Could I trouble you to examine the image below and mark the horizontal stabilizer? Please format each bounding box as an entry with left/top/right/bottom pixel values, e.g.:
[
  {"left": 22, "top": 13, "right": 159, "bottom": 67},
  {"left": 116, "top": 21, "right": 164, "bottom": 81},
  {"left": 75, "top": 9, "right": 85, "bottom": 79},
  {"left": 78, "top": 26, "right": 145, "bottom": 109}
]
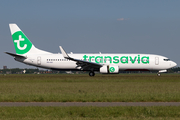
[{"left": 5, "top": 52, "right": 27, "bottom": 58}]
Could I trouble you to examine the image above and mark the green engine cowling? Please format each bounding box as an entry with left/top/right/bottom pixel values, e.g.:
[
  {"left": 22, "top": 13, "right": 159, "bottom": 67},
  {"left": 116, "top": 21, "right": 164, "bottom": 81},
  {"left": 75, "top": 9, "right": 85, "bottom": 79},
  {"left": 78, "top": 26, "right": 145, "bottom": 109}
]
[{"left": 100, "top": 65, "right": 119, "bottom": 74}]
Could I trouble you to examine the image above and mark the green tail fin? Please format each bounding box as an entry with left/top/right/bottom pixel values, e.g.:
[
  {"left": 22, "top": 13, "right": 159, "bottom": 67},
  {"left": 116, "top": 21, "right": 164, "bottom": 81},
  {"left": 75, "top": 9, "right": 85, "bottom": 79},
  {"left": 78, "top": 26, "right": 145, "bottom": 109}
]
[
  {"left": 9, "top": 24, "right": 52, "bottom": 55},
  {"left": 9, "top": 24, "right": 32, "bottom": 55}
]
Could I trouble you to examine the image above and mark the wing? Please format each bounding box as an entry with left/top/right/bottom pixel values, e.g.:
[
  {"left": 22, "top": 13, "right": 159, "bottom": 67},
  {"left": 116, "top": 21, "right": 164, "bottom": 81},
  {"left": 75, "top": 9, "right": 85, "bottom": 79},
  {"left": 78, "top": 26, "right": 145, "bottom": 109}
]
[{"left": 59, "top": 46, "right": 103, "bottom": 71}]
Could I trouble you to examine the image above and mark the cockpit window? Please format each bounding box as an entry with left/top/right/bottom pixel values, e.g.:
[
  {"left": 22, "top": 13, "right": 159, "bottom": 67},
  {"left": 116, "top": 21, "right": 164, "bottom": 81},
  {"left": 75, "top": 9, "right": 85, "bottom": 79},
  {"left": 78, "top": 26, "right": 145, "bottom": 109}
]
[{"left": 164, "top": 59, "right": 170, "bottom": 61}]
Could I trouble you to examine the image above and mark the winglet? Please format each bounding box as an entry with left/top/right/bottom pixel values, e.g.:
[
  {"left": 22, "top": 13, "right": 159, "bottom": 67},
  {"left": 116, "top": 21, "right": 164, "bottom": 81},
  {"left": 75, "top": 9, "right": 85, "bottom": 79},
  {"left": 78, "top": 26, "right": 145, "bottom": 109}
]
[{"left": 59, "top": 46, "right": 69, "bottom": 58}]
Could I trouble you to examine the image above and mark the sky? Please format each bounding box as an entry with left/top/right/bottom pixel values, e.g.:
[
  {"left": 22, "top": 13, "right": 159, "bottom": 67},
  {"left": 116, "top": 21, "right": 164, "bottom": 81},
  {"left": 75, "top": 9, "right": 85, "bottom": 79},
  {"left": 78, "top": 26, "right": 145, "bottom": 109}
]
[{"left": 0, "top": 0, "right": 180, "bottom": 69}]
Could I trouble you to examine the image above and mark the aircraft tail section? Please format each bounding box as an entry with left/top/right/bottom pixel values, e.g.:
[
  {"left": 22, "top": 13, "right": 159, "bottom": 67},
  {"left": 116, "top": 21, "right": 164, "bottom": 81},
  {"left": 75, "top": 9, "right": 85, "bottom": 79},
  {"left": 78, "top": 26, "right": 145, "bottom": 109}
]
[{"left": 9, "top": 24, "right": 51, "bottom": 55}]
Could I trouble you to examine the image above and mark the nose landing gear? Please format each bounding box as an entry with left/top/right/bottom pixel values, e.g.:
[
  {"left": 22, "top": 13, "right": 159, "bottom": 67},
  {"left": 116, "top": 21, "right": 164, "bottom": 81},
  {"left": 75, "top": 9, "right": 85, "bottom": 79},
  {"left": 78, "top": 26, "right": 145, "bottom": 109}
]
[
  {"left": 157, "top": 73, "right": 161, "bottom": 76},
  {"left": 157, "top": 70, "right": 167, "bottom": 76}
]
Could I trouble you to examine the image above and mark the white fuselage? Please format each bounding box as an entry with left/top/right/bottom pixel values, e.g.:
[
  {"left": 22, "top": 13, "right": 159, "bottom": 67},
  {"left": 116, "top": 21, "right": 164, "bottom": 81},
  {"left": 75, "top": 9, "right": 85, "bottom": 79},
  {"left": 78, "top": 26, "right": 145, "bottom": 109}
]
[{"left": 15, "top": 53, "right": 177, "bottom": 71}]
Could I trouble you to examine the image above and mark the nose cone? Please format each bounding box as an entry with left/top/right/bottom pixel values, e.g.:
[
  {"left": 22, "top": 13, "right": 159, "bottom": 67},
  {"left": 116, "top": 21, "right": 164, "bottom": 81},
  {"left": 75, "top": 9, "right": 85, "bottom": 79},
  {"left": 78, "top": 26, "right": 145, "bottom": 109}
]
[{"left": 171, "top": 61, "right": 177, "bottom": 67}]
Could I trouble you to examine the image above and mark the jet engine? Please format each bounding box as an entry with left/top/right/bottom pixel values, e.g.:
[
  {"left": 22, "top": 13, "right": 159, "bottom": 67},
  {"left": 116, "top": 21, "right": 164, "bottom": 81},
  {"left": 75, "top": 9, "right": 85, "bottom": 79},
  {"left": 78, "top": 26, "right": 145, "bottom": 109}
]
[{"left": 100, "top": 65, "right": 119, "bottom": 74}]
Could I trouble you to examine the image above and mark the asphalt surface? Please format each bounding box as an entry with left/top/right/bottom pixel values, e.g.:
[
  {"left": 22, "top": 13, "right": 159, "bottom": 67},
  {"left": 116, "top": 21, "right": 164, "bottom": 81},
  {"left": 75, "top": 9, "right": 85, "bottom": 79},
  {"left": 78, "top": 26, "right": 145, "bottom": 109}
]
[{"left": 0, "top": 102, "right": 180, "bottom": 106}]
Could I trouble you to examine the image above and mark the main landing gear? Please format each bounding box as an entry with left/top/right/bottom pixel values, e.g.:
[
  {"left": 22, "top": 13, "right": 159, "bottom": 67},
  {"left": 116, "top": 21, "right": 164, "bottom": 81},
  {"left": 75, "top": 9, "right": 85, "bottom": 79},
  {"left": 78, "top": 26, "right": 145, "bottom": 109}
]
[{"left": 89, "top": 71, "right": 95, "bottom": 77}]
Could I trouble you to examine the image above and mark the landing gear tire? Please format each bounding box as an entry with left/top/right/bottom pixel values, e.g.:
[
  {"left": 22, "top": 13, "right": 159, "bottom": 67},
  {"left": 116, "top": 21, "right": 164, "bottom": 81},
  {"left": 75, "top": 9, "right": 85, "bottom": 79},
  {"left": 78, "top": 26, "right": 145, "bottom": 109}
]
[
  {"left": 89, "top": 71, "right": 95, "bottom": 77},
  {"left": 157, "top": 73, "right": 161, "bottom": 76}
]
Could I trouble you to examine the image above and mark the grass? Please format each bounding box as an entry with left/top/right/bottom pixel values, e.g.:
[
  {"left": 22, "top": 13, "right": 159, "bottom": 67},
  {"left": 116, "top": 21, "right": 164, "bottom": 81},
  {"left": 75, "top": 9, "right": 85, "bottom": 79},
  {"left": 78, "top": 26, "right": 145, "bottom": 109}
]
[
  {"left": 0, "top": 74, "right": 180, "bottom": 102},
  {"left": 0, "top": 74, "right": 180, "bottom": 120},
  {"left": 0, "top": 106, "right": 180, "bottom": 120}
]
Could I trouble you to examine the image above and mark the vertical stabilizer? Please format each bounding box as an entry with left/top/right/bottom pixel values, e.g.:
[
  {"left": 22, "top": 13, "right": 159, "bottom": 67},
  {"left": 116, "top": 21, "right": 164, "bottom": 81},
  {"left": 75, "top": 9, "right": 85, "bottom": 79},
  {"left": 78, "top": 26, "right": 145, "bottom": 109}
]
[{"left": 9, "top": 24, "right": 51, "bottom": 55}]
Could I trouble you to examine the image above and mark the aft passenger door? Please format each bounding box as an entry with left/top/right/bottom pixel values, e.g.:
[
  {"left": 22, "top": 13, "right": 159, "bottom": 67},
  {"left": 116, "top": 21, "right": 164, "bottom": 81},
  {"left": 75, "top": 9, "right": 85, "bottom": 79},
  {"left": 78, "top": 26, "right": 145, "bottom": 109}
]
[{"left": 37, "top": 56, "right": 41, "bottom": 65}]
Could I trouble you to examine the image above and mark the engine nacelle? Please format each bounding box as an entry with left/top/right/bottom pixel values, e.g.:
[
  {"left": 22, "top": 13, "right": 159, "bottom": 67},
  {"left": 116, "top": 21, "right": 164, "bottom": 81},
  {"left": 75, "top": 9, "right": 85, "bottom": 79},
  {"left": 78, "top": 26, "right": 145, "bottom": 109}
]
[{"left": 100, "top": 65, "right": 119, "bottom": 74}]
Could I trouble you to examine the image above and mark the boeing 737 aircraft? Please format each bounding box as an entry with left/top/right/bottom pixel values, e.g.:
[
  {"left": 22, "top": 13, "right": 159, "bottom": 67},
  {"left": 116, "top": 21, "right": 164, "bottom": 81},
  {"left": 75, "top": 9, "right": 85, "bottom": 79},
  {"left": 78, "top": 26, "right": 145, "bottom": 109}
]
[{"left": 5, "top": 24, "right": 177, "bottom": 76}]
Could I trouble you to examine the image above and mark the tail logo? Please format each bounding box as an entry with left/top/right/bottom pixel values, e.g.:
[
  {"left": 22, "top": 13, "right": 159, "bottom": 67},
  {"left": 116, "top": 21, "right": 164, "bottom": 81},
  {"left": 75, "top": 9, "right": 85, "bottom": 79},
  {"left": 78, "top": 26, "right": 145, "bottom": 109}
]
[
  {"left": 14, "top": 35, "right": 27, "bottom": 50},
  {"left": 12, "top": 31, "right": 32, "bottom": 54}
]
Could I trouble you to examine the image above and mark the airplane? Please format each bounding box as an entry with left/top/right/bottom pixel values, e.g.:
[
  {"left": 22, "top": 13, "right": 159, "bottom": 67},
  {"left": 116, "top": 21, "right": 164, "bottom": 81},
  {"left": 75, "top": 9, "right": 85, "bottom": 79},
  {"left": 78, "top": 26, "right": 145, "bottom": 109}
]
[{"left": 5, "top": 24, "right": 177, "bottom": 76}]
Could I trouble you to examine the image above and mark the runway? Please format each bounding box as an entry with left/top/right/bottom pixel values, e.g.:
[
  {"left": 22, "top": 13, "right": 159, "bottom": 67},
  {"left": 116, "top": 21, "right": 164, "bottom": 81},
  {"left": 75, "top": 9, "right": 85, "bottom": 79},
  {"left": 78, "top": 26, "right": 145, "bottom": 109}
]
[{"left": 0, "top": 102, "right": 180, "bottom": 106}]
